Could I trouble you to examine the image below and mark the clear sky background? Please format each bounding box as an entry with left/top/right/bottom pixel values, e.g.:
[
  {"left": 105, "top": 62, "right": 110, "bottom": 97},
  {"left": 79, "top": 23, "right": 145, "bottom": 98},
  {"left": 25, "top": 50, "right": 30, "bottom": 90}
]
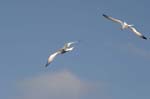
[{"left": 0, "top": 0, "right": 150, "bottom": 99}]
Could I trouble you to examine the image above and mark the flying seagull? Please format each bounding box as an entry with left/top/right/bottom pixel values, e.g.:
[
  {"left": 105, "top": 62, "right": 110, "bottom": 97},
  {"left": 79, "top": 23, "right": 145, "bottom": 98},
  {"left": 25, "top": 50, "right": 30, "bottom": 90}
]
[
  {"left": 103, "top": 14, "right": 147, "bottom": 40},
  {"left": 45, "top": 41, "right": 78, "bottom": 67}
]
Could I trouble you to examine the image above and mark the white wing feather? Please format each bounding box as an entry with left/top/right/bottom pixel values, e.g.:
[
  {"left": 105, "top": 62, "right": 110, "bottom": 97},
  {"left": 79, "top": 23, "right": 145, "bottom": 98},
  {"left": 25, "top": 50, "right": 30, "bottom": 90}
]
[
  {"left": 129, "top": 26, "right": 147, "bottom": 39},
  {"left": 103, "top": 14, "right": 123, "bottom": 25},
  {"left": 64, "top": 41, "right": 78, "bottom": 48},
  {"left": 45, "top": 51, "right": 61, "bottom": 67},
  {"left": 65, "top": 47, "right": 74, "bottom": 52},
  {"left": 129, "top": 26, "right": 143, "bottom": 36}
]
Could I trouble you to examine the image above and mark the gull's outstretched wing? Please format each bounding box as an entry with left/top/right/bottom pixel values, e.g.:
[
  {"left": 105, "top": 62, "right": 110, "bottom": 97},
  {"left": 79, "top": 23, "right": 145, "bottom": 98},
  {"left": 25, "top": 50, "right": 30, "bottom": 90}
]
[
  {"left": 103, "top": 14, "right": 123, "bottom": 25},
  {"left": 45, "top": 51, "right": 61, "bottom": 67},
  {"left": 63, "top": 41, "right": 79, "bottom": 49},
  {"left": 65, "top": 47, "right": 74, "bottom": 52},
  {"left": 129, "top": 26, "right": 147, "bottom": 40}
]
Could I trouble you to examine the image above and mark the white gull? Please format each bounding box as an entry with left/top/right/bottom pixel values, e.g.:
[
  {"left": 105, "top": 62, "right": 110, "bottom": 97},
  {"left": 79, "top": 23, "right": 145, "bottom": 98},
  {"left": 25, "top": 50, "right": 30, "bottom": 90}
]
[
  {"left": 45, "top": 41, "right": 78, "bottom": 67},
  {"left": 103, "top": 14, "right": 147, "bottom": 40}
]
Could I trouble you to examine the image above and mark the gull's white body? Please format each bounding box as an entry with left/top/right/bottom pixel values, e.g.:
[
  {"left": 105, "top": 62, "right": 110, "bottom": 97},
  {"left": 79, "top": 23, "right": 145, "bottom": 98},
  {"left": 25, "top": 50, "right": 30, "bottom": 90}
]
[
  {"left": 103, "top": 14, "right": 147, "bottom": 40},
  {"left": 45, "top": 41, "right": 78, "bottom": 67}
]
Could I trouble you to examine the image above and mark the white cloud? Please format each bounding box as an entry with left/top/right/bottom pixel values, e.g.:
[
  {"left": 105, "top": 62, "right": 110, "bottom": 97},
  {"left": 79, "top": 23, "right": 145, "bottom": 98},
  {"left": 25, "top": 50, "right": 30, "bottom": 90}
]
[{"left": 17, "top": 69, "right": 101, "bottom": 99}]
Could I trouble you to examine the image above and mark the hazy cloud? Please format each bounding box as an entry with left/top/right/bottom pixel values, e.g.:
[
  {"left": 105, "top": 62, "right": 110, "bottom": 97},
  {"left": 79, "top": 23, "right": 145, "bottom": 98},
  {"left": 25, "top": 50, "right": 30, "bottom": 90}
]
[
  {"left": 126, "top": 43, "right": 150, "bottom": 58},
  {"left": 17, "top": 69, "right": 104, "bottom": 99}
]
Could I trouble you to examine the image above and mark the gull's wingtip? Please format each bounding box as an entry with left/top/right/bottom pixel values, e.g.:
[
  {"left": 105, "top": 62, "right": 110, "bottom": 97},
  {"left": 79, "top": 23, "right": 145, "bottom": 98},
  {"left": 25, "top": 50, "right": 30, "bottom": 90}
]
[
  {"left": 141, "top": 36, "right": 147, "bottom": 40},
  {"left": 102, "top": 14, "right": 106, "bottom": 16},
  {"left": 45, "top": 63, "right": 49, "bottom": 68},
  {"left": 102, "top": 14, "right": 108, "bottom": 18}
]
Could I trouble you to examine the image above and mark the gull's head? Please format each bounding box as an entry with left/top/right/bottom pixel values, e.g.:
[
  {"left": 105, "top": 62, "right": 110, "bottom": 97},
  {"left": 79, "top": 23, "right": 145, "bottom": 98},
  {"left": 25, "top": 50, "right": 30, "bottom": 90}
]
[
  {"left": 123, "top": 21, "right": 127, "bottom": 25},
  {"left": 121, "top": 22, "right": 134, "bottom": 30},
  {"left": 123, "top": 21, "right": 134, "bottom": 27}
]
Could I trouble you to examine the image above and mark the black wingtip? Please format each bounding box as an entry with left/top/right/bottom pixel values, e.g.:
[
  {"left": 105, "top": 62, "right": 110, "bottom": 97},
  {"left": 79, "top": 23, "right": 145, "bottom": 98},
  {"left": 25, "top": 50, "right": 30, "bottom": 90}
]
[
  {"left": 102, "top": 14, "right": 106, "bottom": 16},
  {"left": 102, "top": 14, "right": 108, "bottom": 18},
  {"left": 45, "top": 63, "right": 49, "bottom": 68},
  {"left": 141, "top": 36, "right": 147, "bottom": 40}
]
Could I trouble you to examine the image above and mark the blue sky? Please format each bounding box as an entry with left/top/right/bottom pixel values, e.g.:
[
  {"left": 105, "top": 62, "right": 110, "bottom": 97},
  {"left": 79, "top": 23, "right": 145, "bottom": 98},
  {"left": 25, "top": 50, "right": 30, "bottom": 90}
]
[{"left": 0, "top": 0, "right": 150, "bottom": 99}]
